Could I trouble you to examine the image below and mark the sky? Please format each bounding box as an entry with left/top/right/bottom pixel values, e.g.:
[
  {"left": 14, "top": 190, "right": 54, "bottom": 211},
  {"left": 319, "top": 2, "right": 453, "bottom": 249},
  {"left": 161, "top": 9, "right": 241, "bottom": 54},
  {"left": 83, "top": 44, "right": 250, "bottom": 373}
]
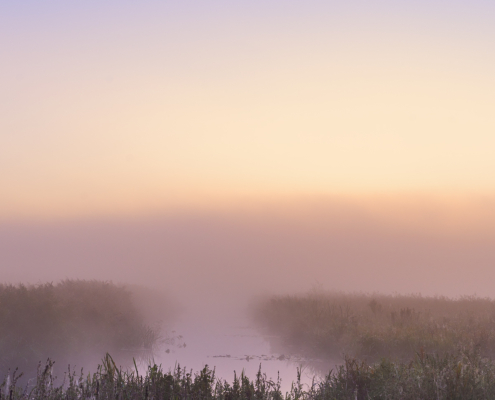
[
  {"left": 1, "top": 0, "right": 495, "bottom": 220},
  {"left": 1, "top": 1, "right": 495, "bottom": 300}
]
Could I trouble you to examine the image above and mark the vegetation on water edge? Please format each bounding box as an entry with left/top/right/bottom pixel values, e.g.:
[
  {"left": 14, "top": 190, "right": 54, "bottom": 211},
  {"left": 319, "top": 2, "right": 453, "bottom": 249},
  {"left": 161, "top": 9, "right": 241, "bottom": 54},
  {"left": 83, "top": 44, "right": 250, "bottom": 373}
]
[
  {"left": 0, "top": 280, "right": 161, "bottom": 378},
  {"left": 3, "top": 350, "right": 495, "bottom": 399},
  {"left": 253, "top": 292, "right": 495, "bottom": 362}
]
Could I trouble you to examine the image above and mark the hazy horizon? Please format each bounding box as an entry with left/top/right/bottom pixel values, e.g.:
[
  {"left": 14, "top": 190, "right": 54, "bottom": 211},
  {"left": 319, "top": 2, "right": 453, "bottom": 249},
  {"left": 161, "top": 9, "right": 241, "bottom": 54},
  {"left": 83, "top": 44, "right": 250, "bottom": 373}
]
[
  {"left": 2, "top": 1, "right": 495, "bottom": 385},
  {"left": 2, "top": 196, "right": 495, "bottom": 315}
]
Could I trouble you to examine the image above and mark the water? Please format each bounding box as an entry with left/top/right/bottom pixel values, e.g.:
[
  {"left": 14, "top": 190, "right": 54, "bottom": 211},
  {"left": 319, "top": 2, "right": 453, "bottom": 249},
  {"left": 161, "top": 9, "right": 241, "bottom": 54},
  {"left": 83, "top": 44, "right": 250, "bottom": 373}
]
[{"left": 151, "top": 313, "right": 328, "bottom": 393}]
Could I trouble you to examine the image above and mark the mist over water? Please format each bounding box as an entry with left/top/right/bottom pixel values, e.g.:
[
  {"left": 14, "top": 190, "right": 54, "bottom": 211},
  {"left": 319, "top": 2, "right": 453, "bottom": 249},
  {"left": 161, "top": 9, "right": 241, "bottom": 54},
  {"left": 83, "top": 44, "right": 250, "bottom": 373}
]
[
  {"left": 2, "top": 0, "right": 495, "bottom": 395},
  {"left": 1, "top": 199, "right": 495, "bottom": 383},
  {"left": 2, "top": 199, "right": 495, "bottom": 301}
]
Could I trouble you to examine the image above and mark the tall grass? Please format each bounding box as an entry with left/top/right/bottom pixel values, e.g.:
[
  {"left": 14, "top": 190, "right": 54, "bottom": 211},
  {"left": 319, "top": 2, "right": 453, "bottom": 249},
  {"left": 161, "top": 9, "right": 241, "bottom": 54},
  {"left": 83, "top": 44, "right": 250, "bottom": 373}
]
[
  {"left": 3, "top": 349, "right": 495, "bottom": 399},
  {"left": 252, "top": 292, "right": 495, "bottom": 361},
  {"left": 0, "top": 280, "right": 161, "bottom": 379}
]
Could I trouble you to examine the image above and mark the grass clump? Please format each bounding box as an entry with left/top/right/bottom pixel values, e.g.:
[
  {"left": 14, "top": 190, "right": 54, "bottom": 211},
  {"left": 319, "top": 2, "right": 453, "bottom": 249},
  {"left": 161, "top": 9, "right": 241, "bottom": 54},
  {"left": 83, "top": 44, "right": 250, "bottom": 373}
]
[
  {"left": 0, "top": 280, "right": 161, "bottom": 379},
  {"left": 0, "top": 353, "right": 286, "bottom": 400},
  {"left": 320, "top": 349, "right": 495, "bottom": 399},
  {"left": 252, "top": 292, "right": 495, "bottom": 361},
  {"left": 4, "top": 350, "right": 495, "bottom": 399}
]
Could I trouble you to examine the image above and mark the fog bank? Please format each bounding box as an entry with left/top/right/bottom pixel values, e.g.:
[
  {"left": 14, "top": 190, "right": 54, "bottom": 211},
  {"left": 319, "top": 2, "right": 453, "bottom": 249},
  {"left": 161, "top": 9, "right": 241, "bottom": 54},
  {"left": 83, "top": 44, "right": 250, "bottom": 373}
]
[{"left": 1, "top": 198, "right": 495, "bottom": 316}]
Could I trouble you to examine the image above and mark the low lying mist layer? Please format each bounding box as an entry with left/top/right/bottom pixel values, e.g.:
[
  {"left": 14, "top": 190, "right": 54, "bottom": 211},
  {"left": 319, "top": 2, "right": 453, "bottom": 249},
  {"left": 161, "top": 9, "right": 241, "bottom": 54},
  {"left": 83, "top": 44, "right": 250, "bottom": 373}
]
[
  {"left": 0, "top": 280, "right": 169, "bottom": 378},
  {"left": 253, "top": 292, "right": 495, "bottom": 362}
]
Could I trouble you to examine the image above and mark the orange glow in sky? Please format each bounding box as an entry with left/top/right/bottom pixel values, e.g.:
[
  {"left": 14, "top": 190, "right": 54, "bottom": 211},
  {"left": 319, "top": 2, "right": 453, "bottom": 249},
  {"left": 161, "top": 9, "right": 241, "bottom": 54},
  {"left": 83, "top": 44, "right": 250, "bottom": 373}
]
[{"left": 1, "top": 2, "right": 494, "bottom": 221}]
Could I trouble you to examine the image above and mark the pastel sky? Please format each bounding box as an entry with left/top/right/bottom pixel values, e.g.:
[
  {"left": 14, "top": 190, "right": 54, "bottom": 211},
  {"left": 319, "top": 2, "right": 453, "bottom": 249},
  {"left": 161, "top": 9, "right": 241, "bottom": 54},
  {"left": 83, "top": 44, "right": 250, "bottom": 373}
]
[
  {"left": 2, "top": 1, "right": 495, "bottom": 304},
  {"left": 1, "top": 0, "right": 495, "bottom": 220}
]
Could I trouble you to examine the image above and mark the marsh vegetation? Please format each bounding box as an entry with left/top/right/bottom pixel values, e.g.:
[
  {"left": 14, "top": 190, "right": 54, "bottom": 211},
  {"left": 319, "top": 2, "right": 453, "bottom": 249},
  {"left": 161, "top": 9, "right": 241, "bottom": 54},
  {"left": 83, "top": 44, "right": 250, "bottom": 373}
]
[
  {"left": 4, "top": 350, "right": 495, "bottom": 399},
  {"left": 253, "top": 292, "right": 495, "bottom": 362},
  {"left": 0, "top": 280, "right": 164, "bottom": 379},
  {"left": 5, "top": 287, "right": 495, "bottom": 398}
]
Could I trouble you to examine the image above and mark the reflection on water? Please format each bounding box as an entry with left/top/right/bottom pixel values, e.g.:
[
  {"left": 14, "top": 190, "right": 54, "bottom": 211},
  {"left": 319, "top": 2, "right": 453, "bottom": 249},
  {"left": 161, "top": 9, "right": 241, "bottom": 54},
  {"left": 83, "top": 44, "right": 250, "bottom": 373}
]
[{"left": 150, "top": 315, "right": 335, "bottom": 393}]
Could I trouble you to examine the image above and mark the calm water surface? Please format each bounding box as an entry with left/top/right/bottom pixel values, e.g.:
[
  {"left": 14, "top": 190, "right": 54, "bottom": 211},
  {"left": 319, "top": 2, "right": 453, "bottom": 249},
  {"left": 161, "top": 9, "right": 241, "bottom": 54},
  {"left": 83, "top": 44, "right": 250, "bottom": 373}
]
[{"left": 152, "top": 313, "right": 333, "bottom": 393}]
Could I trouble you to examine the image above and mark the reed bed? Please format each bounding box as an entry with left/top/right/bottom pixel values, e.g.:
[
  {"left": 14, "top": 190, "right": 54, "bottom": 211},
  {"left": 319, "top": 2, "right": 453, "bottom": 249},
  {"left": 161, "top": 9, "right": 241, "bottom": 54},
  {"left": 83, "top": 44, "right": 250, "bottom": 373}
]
[
  {"left": 0, "top": 280, "right": 161, "bottom": 379},
  {"left": 252, "top": 292, "right": 495, "bottom": 361},
  {"left": 3, "top": 350, "right": 495, "bottom": 399}
]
